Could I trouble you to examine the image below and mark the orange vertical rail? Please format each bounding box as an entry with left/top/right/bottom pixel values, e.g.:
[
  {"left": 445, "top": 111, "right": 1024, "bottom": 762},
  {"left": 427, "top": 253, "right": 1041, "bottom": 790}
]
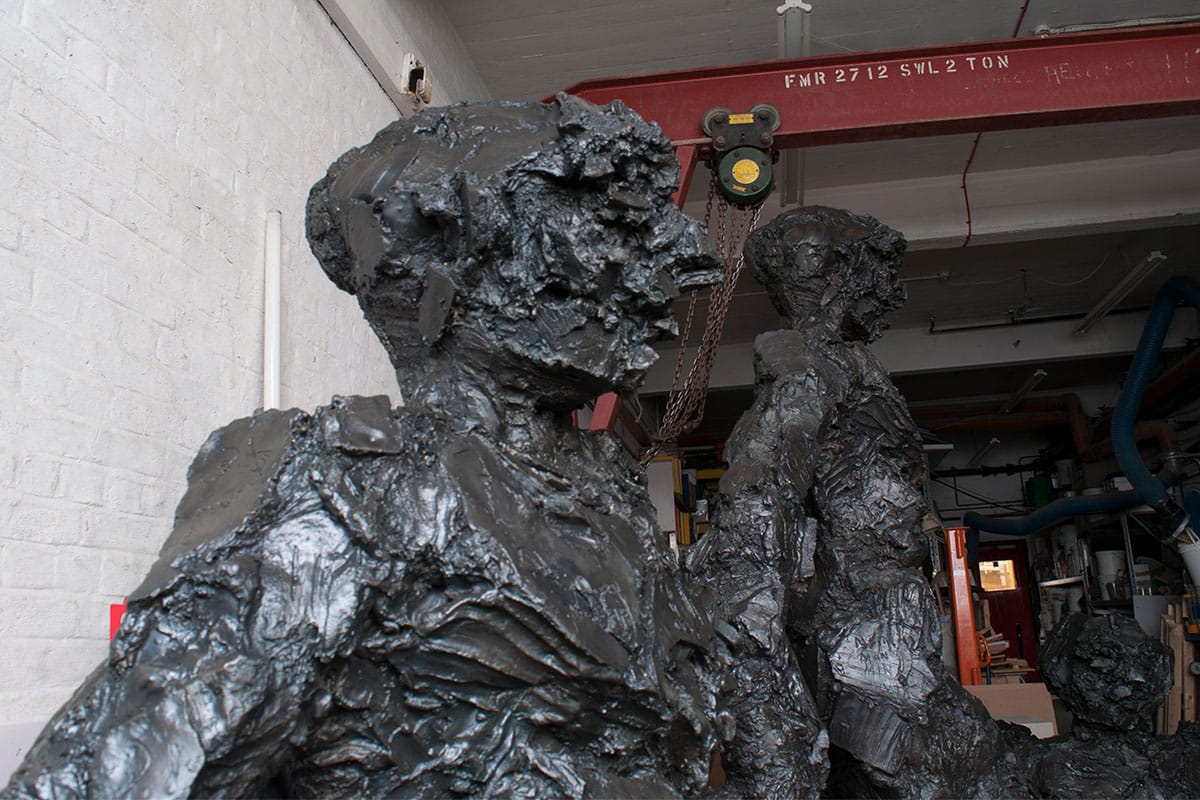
[{"left": 946, "top": 526, "right": 984, "bottom": 685}]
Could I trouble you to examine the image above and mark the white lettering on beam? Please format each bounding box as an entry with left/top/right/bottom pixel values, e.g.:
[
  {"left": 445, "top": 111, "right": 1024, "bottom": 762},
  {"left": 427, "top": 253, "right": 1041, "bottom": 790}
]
[
  {"left": 786, "top": 53, "right": 1011, "bottom": 89},
  {"left": 784, "top": 70, "right": 826, "bottom": 88}
]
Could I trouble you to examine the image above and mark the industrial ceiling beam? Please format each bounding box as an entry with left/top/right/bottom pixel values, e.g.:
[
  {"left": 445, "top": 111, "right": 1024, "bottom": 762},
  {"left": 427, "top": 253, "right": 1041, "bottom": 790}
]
[
  {"left": 569, "top": 22, "right": 1200, "bottom": 437},
  {"left": 562, "top": 23, "right": 1200, "bottom": 150}
]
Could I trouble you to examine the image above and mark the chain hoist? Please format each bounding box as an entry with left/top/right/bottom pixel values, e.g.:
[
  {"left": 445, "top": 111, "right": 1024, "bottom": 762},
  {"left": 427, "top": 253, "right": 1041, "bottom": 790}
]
[
  {"left": 641, "top": 107, "right": 778, "bottom": 465},
  {"left": 704, "top": 103, "right": 781, "bottom": 205}
]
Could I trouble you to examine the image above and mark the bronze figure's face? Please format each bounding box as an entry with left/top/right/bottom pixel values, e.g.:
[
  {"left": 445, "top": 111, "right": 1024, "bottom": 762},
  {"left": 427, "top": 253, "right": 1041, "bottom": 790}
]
[
  {"left": 745, "top": 206, "right": 906, "bottom": 342},
  {"left": 307, "top": 96, "right": 721, "bottom": 407}
]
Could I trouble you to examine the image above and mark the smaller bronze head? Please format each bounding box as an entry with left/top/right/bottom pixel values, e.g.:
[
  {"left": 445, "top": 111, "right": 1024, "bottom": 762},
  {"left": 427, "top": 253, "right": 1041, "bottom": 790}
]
[{"left": 744, "top": 205, "right": 906, "bottom": 343}]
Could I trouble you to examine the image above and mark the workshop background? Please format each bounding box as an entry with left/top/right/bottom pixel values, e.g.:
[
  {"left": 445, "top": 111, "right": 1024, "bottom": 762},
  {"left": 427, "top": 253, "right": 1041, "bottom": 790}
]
[{"left": 3, "top": 0, "right": 1200, "bottom": 778}]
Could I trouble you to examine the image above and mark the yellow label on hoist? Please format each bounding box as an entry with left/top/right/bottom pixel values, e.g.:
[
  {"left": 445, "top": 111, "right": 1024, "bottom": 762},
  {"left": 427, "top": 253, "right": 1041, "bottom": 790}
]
[
  {"left": 728, "top": 113, "right": 755, "bottom": 125},
  {"left": 731, "top": 158, "right": 761, "bottom": 185}
]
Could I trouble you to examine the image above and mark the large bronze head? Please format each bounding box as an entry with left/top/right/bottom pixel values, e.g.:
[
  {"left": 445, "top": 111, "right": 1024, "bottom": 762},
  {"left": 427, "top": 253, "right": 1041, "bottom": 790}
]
[{"left": 307, "top": 95, "right": 720, "bottom": 409}]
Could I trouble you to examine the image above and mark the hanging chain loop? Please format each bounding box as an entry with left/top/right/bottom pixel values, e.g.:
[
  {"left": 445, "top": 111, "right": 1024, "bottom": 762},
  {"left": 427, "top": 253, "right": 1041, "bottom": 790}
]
[
  {"left": 653, "top": 179, "right": 717, "bottom": 430},
  {"left": 641, "top": 173, "right": 763, "bottom": 466}
]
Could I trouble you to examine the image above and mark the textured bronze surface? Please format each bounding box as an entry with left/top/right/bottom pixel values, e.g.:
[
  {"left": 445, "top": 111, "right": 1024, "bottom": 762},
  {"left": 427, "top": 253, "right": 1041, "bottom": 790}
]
[
  {"left": 689, "top": 207, "right": 1027, "bottom": 798},
  {"left": 4, "top": 96, "right": 726, "bottom": 799}
]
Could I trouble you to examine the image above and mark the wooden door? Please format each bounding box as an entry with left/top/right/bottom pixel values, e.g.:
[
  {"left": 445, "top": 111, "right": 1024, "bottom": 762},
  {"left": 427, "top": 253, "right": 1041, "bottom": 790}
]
[{"left": 978, "top": 540, "right": 1040, "bottom": 675}]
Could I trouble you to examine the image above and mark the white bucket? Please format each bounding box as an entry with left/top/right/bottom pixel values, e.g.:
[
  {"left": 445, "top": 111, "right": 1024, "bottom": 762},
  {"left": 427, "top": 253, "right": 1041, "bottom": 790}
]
[
  {"left": 1094, "top": 549, "right": 1125, "bottom": 575},
  {"left": 1065, "top": 586, "right": 1084, "bottom": 614},
  {"left": 1179, "top": 539, "right": 1200, "bottom": 588},
  {"left": 1056, "top": 525, "right": 1079, "bottom": 574},
  {"left": 1048, "top": 589, "right": 1066, "bottom": 624}
]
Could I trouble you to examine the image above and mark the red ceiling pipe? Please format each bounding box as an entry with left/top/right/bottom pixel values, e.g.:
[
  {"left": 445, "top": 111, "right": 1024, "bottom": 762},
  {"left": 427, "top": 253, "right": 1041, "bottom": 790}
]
[
  {"left": 1141, "top": 348, "right": 1200, "bottom": 414},
  {"left": 1143, "top": 420, "right": 1179, "bottom": 454},
  {"left": 1079, "top": 420, "right": 1178, "bottom": 462},
  {"left": 928, "top": 411, "right": 1071, "bottom": 435},
  {"left": 913, "top": 393, "right": 1176, "bottom": 460},
  {"left": 1070, "top": 349, "right": 1200, "bottom": 448},
  {"left": 912, "top": 394, "right": 1091, "bottom": 450}
]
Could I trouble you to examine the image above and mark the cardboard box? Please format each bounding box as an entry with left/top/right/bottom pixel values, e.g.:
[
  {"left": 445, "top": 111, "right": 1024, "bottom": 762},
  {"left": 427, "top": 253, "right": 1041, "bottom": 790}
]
[{"left": 965, "top": 683, "right": 1058, "bottom": 738}]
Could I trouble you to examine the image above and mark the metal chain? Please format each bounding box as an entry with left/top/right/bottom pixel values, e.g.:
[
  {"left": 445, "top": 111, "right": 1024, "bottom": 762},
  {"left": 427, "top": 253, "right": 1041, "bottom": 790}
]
[
  {"left": 654, "top": 180, "right": 718, "bottom": 432},
  {"left": 641, "top": 176, "right": 764, "bottom": 466},
  {"left": 645, "top": 194, "right": 717, "bottom": 464},
  {"left": 680, "top": 201, "right": 762, "bottom": 427}
]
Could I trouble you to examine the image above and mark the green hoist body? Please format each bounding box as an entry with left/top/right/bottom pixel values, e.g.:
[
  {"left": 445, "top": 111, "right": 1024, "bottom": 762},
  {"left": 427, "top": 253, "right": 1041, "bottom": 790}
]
[{"left": 701, "top": 104, "right": 781, "bottom": 205}]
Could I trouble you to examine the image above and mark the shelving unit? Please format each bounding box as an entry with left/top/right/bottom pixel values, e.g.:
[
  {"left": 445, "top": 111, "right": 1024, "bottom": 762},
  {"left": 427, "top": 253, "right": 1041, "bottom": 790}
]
[{"left": 1034, "top": 526, "right": 1092, "bottom": 634}]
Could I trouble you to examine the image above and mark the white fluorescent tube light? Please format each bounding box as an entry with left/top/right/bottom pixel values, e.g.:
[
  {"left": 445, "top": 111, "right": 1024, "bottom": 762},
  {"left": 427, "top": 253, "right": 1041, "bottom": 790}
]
[
  {"left": 1001, "top": 369, "right": 1047, "bottom": 414},
  {"left": 968, "top": 437, "right": 1001, "bottom": 467},
  {"left": 1074, "top": 250, "right": 1167, "bottom": 335}
]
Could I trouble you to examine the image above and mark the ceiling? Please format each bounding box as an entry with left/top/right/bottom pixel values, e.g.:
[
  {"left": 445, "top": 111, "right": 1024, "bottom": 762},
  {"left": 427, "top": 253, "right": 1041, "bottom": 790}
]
[
  {"left": 441, "top": 0, "right": 1200, "bottom": 446},
  {"left": 442, "top": 1, "right": 1200, "bottom": 101}
]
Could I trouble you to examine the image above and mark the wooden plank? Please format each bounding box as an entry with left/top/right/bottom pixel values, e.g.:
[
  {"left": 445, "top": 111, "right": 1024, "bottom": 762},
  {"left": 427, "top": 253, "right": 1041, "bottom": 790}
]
[
  {"left": 1159, "top": 613, "right": 1169, "bottom": 734},
  {"left": 1167, "top": 604, "right": 1184, "bottom": 735},
  {"left": 1178, "top": 601, "right": 1187, "bottom": 727},
  {"left": 1184, "top": 639, "right": 1196, "bottom": 723}
]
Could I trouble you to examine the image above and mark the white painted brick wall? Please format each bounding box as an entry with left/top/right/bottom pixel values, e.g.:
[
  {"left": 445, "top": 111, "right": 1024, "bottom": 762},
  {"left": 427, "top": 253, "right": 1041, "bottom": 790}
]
[{"left": 0, "top": 0, "right": 488, "bottom": 752}]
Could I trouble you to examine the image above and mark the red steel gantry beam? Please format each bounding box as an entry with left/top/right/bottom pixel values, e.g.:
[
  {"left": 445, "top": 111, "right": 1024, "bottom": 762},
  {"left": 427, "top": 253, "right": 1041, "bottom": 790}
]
[
  {"left": 567, "top": 23, "right": 1200, "bottom": 144},
  {"left": 566, "top": 22, "right": 1200, "bottom": 209},
  {"left": 574, "top": 23, "right": 1200, "bottom": 433}
]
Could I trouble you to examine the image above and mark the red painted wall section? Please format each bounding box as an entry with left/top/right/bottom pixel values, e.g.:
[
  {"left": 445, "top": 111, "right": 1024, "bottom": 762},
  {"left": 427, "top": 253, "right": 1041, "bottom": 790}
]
[{"left": 109, "top": 598, "right": 127, "bottom": 640}]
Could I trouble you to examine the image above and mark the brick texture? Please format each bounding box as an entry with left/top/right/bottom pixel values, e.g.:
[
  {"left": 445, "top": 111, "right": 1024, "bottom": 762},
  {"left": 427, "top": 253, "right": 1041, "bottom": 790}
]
[{"left": 0, "top": 0, "right": 487, "bottom": 730}]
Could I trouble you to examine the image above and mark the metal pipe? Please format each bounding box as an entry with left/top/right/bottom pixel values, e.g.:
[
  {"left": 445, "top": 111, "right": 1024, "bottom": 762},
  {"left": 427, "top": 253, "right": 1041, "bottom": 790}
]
[
  {"left": 926, "top": 411, "right": 1070, "bottom": 435},
  {"left": 263, "top": 210, "right": 282, "bottom": 410},
  {"left": 777, "top": 0, "right": 811, "bottom": 207},
  {"left": 1142, "top": 347, "right": 1200, "bottom": 412},
  {"left": 933, "top": 462, "right": 1049, "bottom": 479}
]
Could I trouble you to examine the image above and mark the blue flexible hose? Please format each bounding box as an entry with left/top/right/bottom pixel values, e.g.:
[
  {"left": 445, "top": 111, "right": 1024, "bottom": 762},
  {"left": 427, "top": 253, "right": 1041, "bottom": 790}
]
[
  {"left": 1111, "top": 277, "right": 1200, "bottom": 524},
  {"left": 964, "top": 277, "right": 1200, "bottom": 539},
  {"left": 964, "top": 471, "right": 1181, "bottom": 537}
]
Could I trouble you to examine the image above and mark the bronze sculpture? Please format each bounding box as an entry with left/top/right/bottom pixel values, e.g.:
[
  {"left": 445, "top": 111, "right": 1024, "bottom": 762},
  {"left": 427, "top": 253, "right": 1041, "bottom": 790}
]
[
  {"left": 689, "top": 206, "right": 1024, "bottom": 798},
  {"left": 10, "top": 97, "right": 1197, "bottom": 799},
  {"left": 4, "top": 95, "right": 727, "bottom": 799}
]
